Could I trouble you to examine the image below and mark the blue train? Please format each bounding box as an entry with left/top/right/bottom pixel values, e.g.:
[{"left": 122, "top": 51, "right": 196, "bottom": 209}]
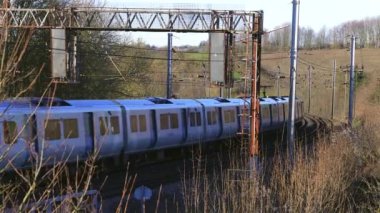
[{"left": 0, "top": 96, "right": 303, "bottom": 171}]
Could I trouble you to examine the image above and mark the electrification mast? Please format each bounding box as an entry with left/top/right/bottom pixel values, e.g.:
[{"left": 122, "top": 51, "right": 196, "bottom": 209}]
[
  {"left": 348, "top": 36, "right": 356, "bottom": 126},
  {"left": 287, "top": 0, "right": 300, "bottom": 163}
]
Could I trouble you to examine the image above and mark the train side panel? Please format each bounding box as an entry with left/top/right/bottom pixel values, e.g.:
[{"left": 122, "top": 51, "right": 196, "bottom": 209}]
[
  {"left": 260, "top": 103, "right": 271, "bottom": 131},
  {"left": 0, "top": 111, "right": 32, "bottom": 170},
  {"left": 155, "top": 108, "right": 186, "bottom": 149},
  {"left": 125, "top": 109, "right": 156, "bottom": 153},
  {"left": 220, "top": 106, "right": 239, "bottom": 138},
  {"left": 204, "top": 107, "right": 223, "bottom": 141},
  {"left": 185, "top": 107, "right": 205, "bottom": 144},
  {"left": 36, "top": 111, "right": 88, "bottom": 165}
]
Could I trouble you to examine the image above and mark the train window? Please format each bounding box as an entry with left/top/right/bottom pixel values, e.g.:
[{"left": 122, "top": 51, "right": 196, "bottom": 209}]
[
  {"left": 63, "top": 119, "right": 79, "bottom": 139},
  {"left": 110, "top": 116, "right": 120, "bottom": 134},
  {"left": 170, "top": 113, "right": 179, "bottom": 129},
  {"left": 130, "top": 115, "right": 138, "bottom": 132},
  {"left": 261, "top": 107, "right": 270, "bottom": 120},
  {"left": 207, "top": 111, "right": 217, "bottom": 125},
  {"left": 224, "top": 110, "right": 235, "bottom": 123},
  {"left": 241, "top": 107, "right": 249, "bottom": 116},
  {"left": 45, "top": 119, "right": 61, "bottom": 140},
  {"left": 190, "top": 112, "right": 196, "bottom": 126},
  {"left": 223, "top": 111, "right": 228, "bottom": 123},
  {"left": 20, "top": 119, "right": 31, "bottom": 140},
  {"left": 139, "top": 115, "right": 147, "bottom": 132},
  {"left": 99, "top": 117, "right": 109, "bottom": 136},
  {"left": 3, "top": 121, "right": 17, "bottom": 144},
  {"left": 190, "top": 112, "right": 202, "bottom": 127},
  {"left": 196, "top": 112, "right": 201, "bottom": 126},
  {"left": 230, "top": 110, "right": 236, "bottom": 123},
  {"left": 272, "top": 106, "right": 278, "bottom": 119},
  {"left": 207, "top": 111, "right": 212, "bottom": 125},
  {"left": 160, "top": 114, "right": 169, "bottom": 130},
  {"left": 284, "top": 104, "right": 289, "bottom": 118}
]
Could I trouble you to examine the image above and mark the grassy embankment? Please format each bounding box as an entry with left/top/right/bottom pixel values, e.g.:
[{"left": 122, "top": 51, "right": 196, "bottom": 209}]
[{"left": 182, "top": 48, "right": 380, "bottom": 212}]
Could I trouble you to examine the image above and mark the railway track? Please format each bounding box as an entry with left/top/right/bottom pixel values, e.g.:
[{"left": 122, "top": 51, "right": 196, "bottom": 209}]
[{"left": 298, "top": 114, "right": 332, "bottom": 142}]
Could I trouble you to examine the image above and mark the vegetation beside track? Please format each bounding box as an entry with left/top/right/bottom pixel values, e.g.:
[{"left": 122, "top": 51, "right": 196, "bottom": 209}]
[{"left": 182, "top": 121, "right": 379, "bottom": 212}]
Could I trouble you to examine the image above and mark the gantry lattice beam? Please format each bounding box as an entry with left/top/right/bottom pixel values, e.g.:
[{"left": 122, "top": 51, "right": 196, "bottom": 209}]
[{"left": 0, "top": 7, "right": 262, "bottom": 33}]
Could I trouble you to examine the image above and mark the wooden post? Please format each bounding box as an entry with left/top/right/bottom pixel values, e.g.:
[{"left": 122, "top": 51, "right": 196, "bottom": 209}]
[{"left": 331, "top": 59, "right": 336, "bottom": 119}]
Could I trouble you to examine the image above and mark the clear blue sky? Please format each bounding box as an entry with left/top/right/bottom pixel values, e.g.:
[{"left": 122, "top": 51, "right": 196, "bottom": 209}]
[{"left": 109, "top": 0, "right": 380, "bottom": 46}]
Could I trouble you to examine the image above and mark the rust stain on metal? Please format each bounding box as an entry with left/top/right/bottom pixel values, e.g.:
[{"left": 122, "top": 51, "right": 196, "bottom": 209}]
[{"left": 250, "top": 15, "right": 261, "bottom": 157}]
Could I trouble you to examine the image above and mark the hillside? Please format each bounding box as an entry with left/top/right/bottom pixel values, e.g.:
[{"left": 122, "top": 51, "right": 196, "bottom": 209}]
[
  {"left": 261, "top": 48, "right": 380, "bottom": 177},
  {"left": 261, "top": 48, "right": 380, "bottom": 121}
]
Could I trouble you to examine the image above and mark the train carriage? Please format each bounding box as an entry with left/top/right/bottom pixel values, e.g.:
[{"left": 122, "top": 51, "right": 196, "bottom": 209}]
[{"left": 0, "top": 96, "right": 304, "bottom": 171}]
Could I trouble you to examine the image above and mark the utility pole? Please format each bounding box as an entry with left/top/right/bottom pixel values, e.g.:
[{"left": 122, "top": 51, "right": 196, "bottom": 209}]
[
  {"left": 348, "top": 36, "right": 356, "bottom": 126},
  {"left": 167, "top": 33, "right": 173, "bottom": 99},
  {"left": 331, "top": 59, "right": 336, "bottom": 119},
  {"left": 307, "top": 65, "right": 313, "bottom": 113},
  {"left": 276, "top": 65, "right": 281, "bottom": 97},
  {"left": 343, "top": 66, "right": 348, "bottom": 121},
  {"left": 287, "top": 0, "right": 300, "bottom": 163}
]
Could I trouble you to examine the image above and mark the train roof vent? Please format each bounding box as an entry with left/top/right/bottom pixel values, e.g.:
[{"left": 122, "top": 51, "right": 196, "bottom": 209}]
[
  {"left": 267, "top": 96, "right": 278, "bottom": 99},
  {"left": 214, "top": 97, "right": 230, "bottom": 103},
  {"left": 146, "top": 97, "right": 173, "bottom": 104}
]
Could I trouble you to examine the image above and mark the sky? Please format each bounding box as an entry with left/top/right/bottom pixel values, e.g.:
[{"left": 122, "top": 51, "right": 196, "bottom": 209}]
[{"left": 108, "top": 0, "right": 380, "bottom": 46}]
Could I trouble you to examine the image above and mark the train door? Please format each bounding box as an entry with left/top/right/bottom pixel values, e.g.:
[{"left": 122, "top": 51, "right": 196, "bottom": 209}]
[
  {"left": 186, "top": 107, "right": 204, "bottom": 143},
  {"left": 0, "top": 113, "right": 32, "bottom": 170},
  {"left": 260, "top": 105, "right": 271, "bottom": 130},
  {"left": 221, "top": 107, "right": 238, "bottom": 138},
  {"left": 278, "top": 104, "right": 285, "bottom": 123},
  {"left": 125, "top": 109, "right": 155, "bottom": 152},
  {"left": 83, "top": 112, "right": 94, "bottom": 157},
  {"left": 92, "top": 111, "right": 123, "bottom": 158},
  {"left": 155, "top": 109, "right": 184, "bottom": 149},
  {"left": 271, "top": 104, "right": 279, "bottom": 127},
  {"left": 284, "top": 104, "right": 289, "bottom": 122},
  {"left": 181, "top": 108, "right": 188, "bottom": 143},
  {"left": 205, "top": 107, "right": 222, "bottom": 141}
]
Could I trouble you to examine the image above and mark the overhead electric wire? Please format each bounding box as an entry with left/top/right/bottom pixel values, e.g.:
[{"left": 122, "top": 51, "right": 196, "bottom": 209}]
[
  {"left": 78, "top": 78, "right": 210, "bottom": 86},
  {"left": 298, "top": 56, "right": 330, "bottom": 70}
]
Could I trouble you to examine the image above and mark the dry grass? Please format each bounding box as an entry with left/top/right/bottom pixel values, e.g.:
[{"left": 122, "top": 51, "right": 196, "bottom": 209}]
[
  {"left": 182, "top": 124, "right": 380, "bottom": 212},
  {"left": 261, "top": 48, "right": 380, "bottom": 121}
]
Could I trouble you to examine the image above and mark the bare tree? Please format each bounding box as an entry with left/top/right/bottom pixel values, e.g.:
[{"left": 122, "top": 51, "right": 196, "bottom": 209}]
[{"left": 316, "top": 26, "right": 328, "bottom": 49}]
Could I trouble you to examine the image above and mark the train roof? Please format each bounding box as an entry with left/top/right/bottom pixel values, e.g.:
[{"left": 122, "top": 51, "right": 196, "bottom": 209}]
[
  {"left": 117, "top": 98, "right": 202, "bottom": 110},
  {"left": 0, "top": 97, "right": 71, "bottom": 108},
  {"left": 66, "top": 99, "right": 118, "bottom": 106},
  {"left": 260, "top": 97, "right": 284, "bottom": 105},
  {"left": 68, "top": 98, "right": 201, "bottom": 108}
]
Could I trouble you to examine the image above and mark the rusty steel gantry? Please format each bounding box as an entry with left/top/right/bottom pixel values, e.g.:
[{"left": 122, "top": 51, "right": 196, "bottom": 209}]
[
  {"left": 0, "top": 7, "right": 259, "bottom": 32},
  {"left": 0, "top": 6, "right": 263, "bottom": 168}
]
